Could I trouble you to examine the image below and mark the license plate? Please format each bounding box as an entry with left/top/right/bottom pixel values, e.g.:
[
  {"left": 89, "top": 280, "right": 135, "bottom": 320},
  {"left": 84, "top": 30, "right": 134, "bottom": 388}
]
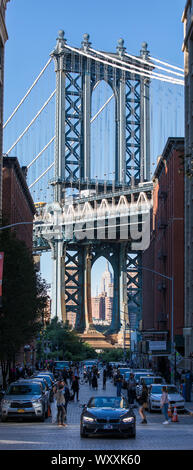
[
  {"left": 104, "top": 424, "right": 113, "bottom": 430},
  {"left": 17, "top": 409, "right": 25, "bottom": 413}
]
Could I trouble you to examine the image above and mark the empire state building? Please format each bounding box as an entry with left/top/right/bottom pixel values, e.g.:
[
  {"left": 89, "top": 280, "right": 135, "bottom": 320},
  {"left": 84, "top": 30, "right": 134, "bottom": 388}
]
[
  {"left": 100, "top": 261, "right": 113, "bottom": 297},
  {"left": 92, "top": 261, "right": 114, "bottom": 324}
]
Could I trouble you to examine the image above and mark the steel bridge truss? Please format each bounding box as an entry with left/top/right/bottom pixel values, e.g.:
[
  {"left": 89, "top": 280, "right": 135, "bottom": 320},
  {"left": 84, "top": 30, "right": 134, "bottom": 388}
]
[{"left": 37, "top": 31, "right": 152, "bottom": 337}]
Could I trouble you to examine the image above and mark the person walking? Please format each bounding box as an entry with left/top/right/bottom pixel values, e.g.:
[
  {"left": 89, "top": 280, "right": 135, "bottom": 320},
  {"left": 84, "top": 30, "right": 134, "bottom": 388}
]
[
  {"left": 71, "top": 375, "right": 80, "bottom": 401},
  {"left": 56, "top": 383, "right": 67, "bottom": 427},
  {"left": 138, "top": 382, "right": 148, "bottom": 424},
  {"left": 103, "top": 368, "right": 107, "bottom": 390},
  {"left": 116, "top": 370, "right": 122, "bottom": 397},
  {"left": 92, "top": 371, "right": 98, "bottom": 390},
  {"left": 160, "top": 386, "right": 169, "bottom": 424},
  {"left": 127, "top": 373, "right": 136, "bottom": 405},
  {"left": 63, "top": 381, "right": 71, "bottom": 422}
]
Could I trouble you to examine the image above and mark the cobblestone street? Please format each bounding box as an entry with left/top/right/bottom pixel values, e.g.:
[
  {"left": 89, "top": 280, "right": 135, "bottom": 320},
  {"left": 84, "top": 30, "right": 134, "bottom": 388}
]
[{"left": 0, "top": 371, "right": 193, "bottom": 451}]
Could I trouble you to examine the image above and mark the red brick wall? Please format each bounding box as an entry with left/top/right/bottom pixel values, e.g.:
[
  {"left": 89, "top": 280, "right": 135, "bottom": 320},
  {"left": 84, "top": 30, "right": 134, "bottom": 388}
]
[
  {"left": 142, "top": 139, "right": 184, "bottom": 344},
  {"left": 2, "top": 159, "right": 35, "bottom": 250}
]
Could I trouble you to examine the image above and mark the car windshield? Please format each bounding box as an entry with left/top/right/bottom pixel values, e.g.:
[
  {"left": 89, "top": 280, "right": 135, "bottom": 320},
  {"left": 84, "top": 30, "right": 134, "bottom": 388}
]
[
  {"left": 7, "top": 384, "right": 41, "bottom": 395},
  {"left": 151, "top": 385, "right": 178, "bottom": 394},
  {"left": 36, "top": 375, "right": 52, "bottom": 386},
  {"left": 33, "top": 380, "right": 46, "bottom": 390},
  {"left": 142, "top": 377, "right": 154, "bottom": 385},
  {"left": 124, "top": 373, "right": 131, "bottom": 379},
  {"left": 54, "top": 361, "right": 69, "bottom": 369},
  {"left": 88, "top": 397, "right": 128, "bottom": 409},
  {"left": 119, "top": 369, "right": 130, "bottom": 374}
]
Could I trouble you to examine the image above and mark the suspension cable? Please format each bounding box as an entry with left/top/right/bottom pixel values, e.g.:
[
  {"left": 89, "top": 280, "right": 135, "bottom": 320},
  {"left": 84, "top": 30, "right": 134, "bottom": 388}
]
[
  {"left": 26, "top": 82, "right": 102, "bottom": 172},
  {"left": 89, "top": 45, "right": 184, "bottom": 83},
  {"left": 92, "top": 47, "right": 184, "bottom": 79},
  {"left": 27, "top": 136, "right": 55, "bottom": 169},
  {"left": 124, "top": 52, "right": 184, "bottom": 78},
  {"left": 64, "top": 44, "right": 183, "bottom": 86},
  {"left": 28, "top": 88, "right": 113, "bottom": 177},
  {"left": 29, "top": 162, "right": 54, "bottom": 189},
  {"left": 3, "top": 58, "right": 53, "bottom": 129},
  {"left": 6, "top": 90, "right": 56, "bottom": 154},
  {"left": 149, "top": 55, "right": 184, "bottom": 72}
]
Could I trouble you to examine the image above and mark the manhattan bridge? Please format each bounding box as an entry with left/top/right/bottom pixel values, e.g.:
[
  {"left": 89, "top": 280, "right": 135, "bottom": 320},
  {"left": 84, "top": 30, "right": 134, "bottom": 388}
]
[{"left": 3, "top": 31, "right": 184, "bottom": 348}]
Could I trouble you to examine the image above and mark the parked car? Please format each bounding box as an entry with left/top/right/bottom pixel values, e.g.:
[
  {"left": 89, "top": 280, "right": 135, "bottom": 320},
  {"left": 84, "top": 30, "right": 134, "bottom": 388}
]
[
  {"left": 37, "top": 370, "right": 55, "bottom": 382},
  {"left": 30, "top": 377, "right": 50, "bottom": 408},
  {"left": 53, "top": 361, "right": 70, "bottom": 378},
  {"left": 133, "top": 371, "right": 153, "bottom": 386},
  {"left": 80, "top": 396, "right": 136, "bottom": 438},
  {"left": 113, "top": 368, "right": 131, "bottom": 385},
  {"left": 1, "top": 380, "right": 48, "bottom": 422},
  {"left": 148, "top": 384, "right": 185, "bottom": 412},
  {"left": 136, "top": 376, "right": 164, "bottom": 400},
  {"left": 34, "top": 374, "right": 55, "bottom": 402}
]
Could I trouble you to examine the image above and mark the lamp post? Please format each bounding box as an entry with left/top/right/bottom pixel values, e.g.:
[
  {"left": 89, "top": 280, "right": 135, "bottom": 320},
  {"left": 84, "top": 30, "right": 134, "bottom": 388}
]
[{"left": 140, "top": 266, "right": 174, "bottom": 383}]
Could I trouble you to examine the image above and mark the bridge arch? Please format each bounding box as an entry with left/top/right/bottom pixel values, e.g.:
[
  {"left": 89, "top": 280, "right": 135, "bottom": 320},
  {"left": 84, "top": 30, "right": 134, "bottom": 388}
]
[{"left": 91, "top": 80, "right": 116, "bottom": 181}]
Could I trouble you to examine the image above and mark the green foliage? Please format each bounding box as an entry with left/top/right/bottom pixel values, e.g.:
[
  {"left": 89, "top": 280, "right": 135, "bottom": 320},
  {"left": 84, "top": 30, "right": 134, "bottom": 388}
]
[
  {"left": 98, "top": 348, "right": 130, "bottom": 363},
  {"left": 0, "top": 229, "right": 47, "bottom": 362},
  {"left": 38, "top": 318, "right": 97, "bottom": 361}
]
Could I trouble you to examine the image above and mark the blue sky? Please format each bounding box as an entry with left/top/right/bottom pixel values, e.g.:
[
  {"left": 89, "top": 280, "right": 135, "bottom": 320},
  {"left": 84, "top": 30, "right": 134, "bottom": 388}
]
[
  {"left": 4, "top": 0, "right": 185, "bottom": 117},
  {"left": 3, "top": 0, "right": 186, "bottom": 291}
]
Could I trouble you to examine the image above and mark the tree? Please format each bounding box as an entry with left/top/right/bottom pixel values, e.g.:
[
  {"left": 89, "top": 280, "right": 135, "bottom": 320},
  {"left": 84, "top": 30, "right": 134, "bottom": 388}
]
[
  {"left": 38, "top": 318, "right": 97, "bottom": 362},
  {"left": 0, "top": 229, "right": 47, "bottom": 387}
]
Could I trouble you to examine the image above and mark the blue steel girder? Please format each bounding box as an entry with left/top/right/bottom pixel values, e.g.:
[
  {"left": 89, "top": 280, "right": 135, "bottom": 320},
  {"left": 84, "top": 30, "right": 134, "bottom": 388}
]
[
  {"left": 126, "top": 251, "right": 142, "bottom": 326},
  {"left": 54, "top": 49, "right": 146, "bottom": 186},
  {"left": 125, "top": 80, "right": 141, "bottom": 184},
  {"left": 65, "top": 72, "right": 82, "bottom": 181}
]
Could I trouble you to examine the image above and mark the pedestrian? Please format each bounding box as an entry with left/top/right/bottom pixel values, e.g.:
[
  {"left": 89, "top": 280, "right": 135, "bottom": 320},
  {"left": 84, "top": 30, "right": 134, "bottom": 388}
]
[
  {"left": 63, "top": 381, "right": 70, "bottom": 421},
  {"left": 185, "top": 370, "right": 192, "bottom": 402},
  {"left": 127, "top": 373, "right": 136, "bottom": 405},
  {"left": 51, "top": 384, "right": 58, "bottom": 424},
  {"left": 71, "top": 376, "right": 80, "bottom": 401},
  {"left": 138, "top": 382, "right": 148, "bottom": 424},
  {"left": 160, "top": 386, "right": 169, "bottom": 424},
  {"left": 92, "top": 371, "right": 98, "bottom": 390},
  {"left": 116, "top": 370, "right": 122, "bottom": 397},
  {"left": 103, "top": 368, "right": 107, "bottom": 390},
  {"left": 56, "top": 383, "right": 67, "bottom": 427}
]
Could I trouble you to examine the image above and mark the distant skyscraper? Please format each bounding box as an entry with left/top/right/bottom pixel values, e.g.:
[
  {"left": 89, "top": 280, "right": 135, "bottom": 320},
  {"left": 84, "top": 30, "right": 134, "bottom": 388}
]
[
  {"left": 100, "top": 261, "right": 113, "bottom": 297},
  {"left": 91, "top": 261, "right": 114, "bottom": 324}
]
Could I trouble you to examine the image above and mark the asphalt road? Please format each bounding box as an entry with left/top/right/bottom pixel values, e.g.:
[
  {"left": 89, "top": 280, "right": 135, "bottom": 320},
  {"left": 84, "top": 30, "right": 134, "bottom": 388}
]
[{"left": 0, "top": 371, "right": 193, "bottom": 452}]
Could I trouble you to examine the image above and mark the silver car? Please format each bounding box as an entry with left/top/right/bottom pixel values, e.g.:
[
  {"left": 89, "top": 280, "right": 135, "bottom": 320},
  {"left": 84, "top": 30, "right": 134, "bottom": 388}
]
[
  {"left": 136, "top": 376, "right": 165, "bottom": 400},
  {"left": 1, "top": 380, "right": 48, "bottom": 422},
  {"left": 148, "top": 384, "right": 185, "bottom": 412}
]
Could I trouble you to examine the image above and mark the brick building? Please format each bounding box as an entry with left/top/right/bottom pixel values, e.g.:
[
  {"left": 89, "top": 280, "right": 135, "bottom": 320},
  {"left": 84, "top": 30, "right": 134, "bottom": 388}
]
[
  {"left": 2, "top": 156, "right": 35, "bottom": 250},
  {"left": 142, "top": 138, "right": 184, "bottom": 374},
  {"left": 0, "top": 0, "right": 10, "bottom": 217}
]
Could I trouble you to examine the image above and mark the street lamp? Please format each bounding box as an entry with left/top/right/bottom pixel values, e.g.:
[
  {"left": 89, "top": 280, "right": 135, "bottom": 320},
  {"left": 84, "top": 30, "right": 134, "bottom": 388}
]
[{"left": 139, "top": 266, "right": 174, "bottom": 383}]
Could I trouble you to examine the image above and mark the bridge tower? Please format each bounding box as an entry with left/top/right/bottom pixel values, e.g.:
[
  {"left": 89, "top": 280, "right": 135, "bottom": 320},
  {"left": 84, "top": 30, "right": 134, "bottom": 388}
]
[{"left": 44, "top": 31, "right": 152, "bottom": 342}]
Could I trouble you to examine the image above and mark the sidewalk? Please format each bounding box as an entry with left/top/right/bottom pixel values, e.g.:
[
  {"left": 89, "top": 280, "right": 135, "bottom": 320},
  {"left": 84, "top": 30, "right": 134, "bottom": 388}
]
[{"left": 184, "top": 391, "right": 193, "bottom": 414}]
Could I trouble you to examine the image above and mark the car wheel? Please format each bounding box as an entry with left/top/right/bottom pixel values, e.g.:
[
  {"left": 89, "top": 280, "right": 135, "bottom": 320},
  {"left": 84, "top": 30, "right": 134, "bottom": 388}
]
[
  {"left": 40, "top": 409, "right": 45, "bottom": 422},
  {"left": 80, "top": 426, "right": 88, "bottom": 438},
  {"left": 1, "top": 416, "right": 7, "bottom": 422}
]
